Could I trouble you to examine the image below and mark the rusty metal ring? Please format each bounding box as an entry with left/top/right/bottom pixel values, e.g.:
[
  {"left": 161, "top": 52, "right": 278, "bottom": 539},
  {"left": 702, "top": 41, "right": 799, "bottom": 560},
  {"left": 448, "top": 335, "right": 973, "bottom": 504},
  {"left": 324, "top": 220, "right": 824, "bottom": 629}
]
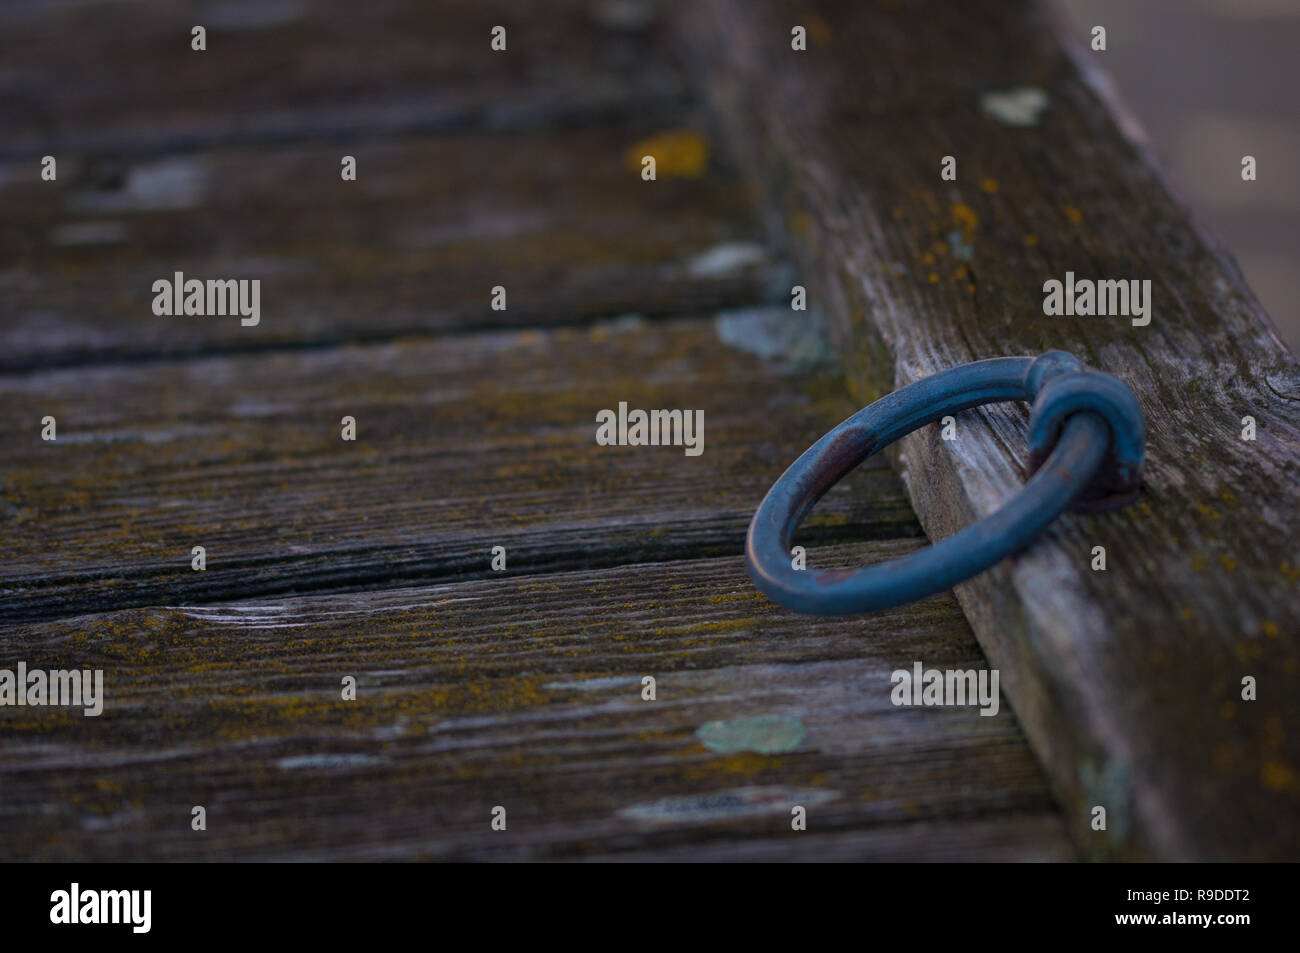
[{"left": 745, "top": 351, "right": 1144, "bottom": 615}]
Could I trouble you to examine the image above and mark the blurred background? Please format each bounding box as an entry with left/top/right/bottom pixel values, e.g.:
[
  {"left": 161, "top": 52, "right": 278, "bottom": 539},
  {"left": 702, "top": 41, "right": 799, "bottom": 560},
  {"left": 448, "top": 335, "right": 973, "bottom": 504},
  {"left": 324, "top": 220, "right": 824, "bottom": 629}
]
[{"left": 1056, "top": 0, "right": 1300, "bottom": 351}]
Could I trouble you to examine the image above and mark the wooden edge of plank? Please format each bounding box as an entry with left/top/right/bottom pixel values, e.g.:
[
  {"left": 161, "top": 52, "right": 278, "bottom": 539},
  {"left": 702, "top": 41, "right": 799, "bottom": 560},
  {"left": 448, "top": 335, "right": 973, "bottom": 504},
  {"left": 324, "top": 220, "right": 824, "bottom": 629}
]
[{"left": 680, "top": 0, "right": 1300, "bottom": 859}]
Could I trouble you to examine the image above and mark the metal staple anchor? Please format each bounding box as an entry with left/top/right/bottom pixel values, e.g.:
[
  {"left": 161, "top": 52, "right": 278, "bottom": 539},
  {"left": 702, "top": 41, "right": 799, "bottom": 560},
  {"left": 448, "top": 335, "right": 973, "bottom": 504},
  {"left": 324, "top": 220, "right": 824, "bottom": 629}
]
[{"left": 745, "top": 351, "right": 1145, "bottom": 615}]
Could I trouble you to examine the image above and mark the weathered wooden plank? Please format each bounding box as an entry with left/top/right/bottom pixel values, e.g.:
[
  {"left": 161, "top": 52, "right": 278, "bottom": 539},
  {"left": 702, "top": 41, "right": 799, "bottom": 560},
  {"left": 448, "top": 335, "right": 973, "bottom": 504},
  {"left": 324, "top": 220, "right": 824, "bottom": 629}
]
[
  {"left": 682, "top": 0, "right": 1300, "bottom": 859},
  {"left": 0, "top": 0, "right": 687, "bottom": 160},
  {"left": 579, "top": 816, "right": 1074, "bottom": 863},
  {"left": 0, "top": 126, "right": 780, "bottom": 369},
  {"left": 0, "top": 544, "right": 1072, "bottom": 861},
  {"left": 0, "top": 315, "right": 918, "bottom": 623}
]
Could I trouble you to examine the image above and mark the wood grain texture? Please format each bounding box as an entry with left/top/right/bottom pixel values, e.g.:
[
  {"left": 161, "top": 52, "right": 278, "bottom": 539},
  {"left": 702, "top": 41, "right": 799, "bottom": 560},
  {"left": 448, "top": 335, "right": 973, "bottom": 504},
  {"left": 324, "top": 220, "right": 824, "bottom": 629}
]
[
  {"left": 0, "top": 545, "right": 1071, "bottom": 861},
  {"left": 0, "top": 0, "right": 1082, "bottom": 863},
  {"left": 0, "top": 316, "right": 918, "bottom": 623},
  {"left": 682, "top": 0, "right": 1300, "bottom": 860},
  {"left": 0, "top": 0, "right": 688, "bottom": 159},
  {"left": 0, "top": 126, "right": 781, "bottom": 370}
]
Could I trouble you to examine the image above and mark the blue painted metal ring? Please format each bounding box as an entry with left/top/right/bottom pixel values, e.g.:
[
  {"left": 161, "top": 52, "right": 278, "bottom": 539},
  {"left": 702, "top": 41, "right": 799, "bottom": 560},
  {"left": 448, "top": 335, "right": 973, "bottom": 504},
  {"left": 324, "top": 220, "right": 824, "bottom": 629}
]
[{"left": 745, "top": 351, "right": 1144, "bottom": 615}]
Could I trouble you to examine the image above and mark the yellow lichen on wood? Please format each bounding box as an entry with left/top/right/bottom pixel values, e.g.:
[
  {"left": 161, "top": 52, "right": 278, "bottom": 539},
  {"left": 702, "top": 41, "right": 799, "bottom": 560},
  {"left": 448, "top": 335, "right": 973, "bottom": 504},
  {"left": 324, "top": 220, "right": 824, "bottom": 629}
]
[
  {"left": 625, "top": 130, "right": 711, "bottom": 178},
  {"left": 1262, "top": 761, "right": 1300, "bottom": 793},
  {"left": 950, "top": 201, "right": 978, "bottom": 239}
]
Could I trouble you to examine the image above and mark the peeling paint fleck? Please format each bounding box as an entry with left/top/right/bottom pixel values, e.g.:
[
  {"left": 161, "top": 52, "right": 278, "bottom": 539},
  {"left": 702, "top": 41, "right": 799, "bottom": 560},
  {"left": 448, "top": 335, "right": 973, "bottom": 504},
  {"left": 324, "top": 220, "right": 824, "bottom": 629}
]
[
  {"left": 1080, "top": 758, "right": 1131, "bottom": 843},
  {"left": 277, "top": 753, "right": 382, "bottom": 771},
  {"left": 687, "top": 241, "right": 767, "bottom": 277},
  {"left": 696, "top": 714, "right": 806, "bottom": 754},
  {"left": 620, "top": 786, "right": 835, "bottom": 822},
  {"left": 980, "top": 87, "right": 1050, "bottom": 127},
  {"left": 714, "top": 305, "right": 833, "bottom": 372},
  {"left": 544, "top": 675, "right": 642, "bottom": 691},
  {"left": 946, "top": 229, "right": 974, "bottom": 262},
  {"left": 70, "top": 157, "right": 209, "bottom": 213}
]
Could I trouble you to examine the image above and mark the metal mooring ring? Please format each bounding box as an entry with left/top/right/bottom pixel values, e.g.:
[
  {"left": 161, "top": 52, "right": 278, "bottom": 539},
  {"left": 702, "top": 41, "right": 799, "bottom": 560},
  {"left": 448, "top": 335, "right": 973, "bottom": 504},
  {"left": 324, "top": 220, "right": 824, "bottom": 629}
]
[{"left": 745, "top": 351, "right": 1145, "bottom": 615}]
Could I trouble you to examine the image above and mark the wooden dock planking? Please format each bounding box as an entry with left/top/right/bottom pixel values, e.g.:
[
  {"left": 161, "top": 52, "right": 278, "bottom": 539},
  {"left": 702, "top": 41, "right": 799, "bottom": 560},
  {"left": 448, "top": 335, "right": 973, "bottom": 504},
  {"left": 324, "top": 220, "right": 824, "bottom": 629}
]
[
  {"left": 0, "top": 545, "right": 1071, "bottom": 861},
  {"left": 0, "top": 316, "right": 919, "bottom": 623},
  {"left": 0, "top": 0, "right": 1097, "bottom": 862},
  {"left": 0, "top": 126, "right": 780, "bottom": 370},
  {"left": 683, "top": 0, "right": 1300, "bottom": 859},
  {"left": 0, "top": 0, "right": 688, "bottom": 160}
]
